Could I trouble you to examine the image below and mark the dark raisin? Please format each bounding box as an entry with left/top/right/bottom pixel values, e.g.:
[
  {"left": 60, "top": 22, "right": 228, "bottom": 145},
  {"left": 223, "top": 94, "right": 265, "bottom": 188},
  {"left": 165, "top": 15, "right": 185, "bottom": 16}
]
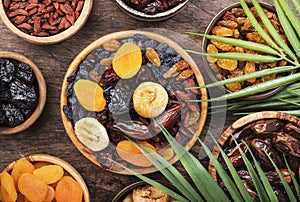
[
  {"left": 9, "top": 80, "right": 37, "bottom": 109},
  {"left": 16, "top": 63, "right": 34, "bottom": 84},
  {"left": 96, "top": 110, "right": 110, "bottom": 125},
  {"left": 142, "top": 39, "right": 159, "bottom": 50},
  {"left": 2, "top": 103, "right": 24, "bottom": 127},
  {"left": 62, "top": 105, "right": 73, "bottom": 121},
  {"left": 99, "top": 66, "right": 120, "bottom": 87},
  {"left": 132, "top": 34, "right": 147, "bottom": 43},
  {"left": 67, "top": 69, "right": 78, "bottom": 82},
  {"left": 66, "top": 82, "right": 75, "bottom": 97}
]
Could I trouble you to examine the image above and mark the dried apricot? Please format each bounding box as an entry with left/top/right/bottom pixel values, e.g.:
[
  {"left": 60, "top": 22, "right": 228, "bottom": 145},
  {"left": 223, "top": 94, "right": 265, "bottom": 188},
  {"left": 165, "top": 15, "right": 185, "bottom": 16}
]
[
  {"left": 33, "top": 165, "right": 64, "bottom": 184},
  {"left": 217, "top": 58, "right": 238, "bottom": 71},
  {"left": 1, "top": 171, "right": 18, "bottom": 202},
  {"left": 55, "top": 176, "right": 82, "bottom": 202},
  {"left": 116, "top": 140, "right": 157, "bottom": 167},
  {"left": 74, "top": 79, "right": 106, "bottom": 112},
  {"left": 112, "top": 42, "right": 142, "bottom": 79},
  {"left": 146, "top": 47, "right": 161, "bottom": 67},
  {"left": 44, "top": 186, "right": 55, "bottom": 202},
  {"left": 18, "top": 173, "right": 48, "bottom": 202},
  {"left": 11, "top": 158, "right": 35, "bottom": 186}
]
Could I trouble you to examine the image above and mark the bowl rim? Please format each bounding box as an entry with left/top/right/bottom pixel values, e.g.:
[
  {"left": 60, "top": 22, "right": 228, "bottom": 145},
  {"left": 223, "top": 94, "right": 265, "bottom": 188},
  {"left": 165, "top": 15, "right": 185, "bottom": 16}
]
[
  {"left": 208, "top": 111, "right": 300, "bottom": 181},
  {"left": 115, "top": 0, "right": 190, "bottom": 21},
  {"left": 201, "top": 2, "right": 286, "bottom": 100},
  {"left": 0, "top": 0, "right": 93, "bottom": 45},
  {"left": 112, "top": 180, "right": 176, "bottom": 202},
  {"left": 3, "top": 154, "right": 90, "bottom": 202},
  {"left": 60, "top": 30, "right": 208, "bottom": 175},
  {"left": 0, "top": 51, "right": 47, "bottom": 135}
]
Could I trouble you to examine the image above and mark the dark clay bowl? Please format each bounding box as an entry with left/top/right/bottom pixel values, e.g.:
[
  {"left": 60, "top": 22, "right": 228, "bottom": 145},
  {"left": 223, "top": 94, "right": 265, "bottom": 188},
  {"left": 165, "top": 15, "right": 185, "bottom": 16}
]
[
  {"left": 115, "top": 0, "right": 190, "bottom": 21},
  {"left": 202, "top": 2, "right": 286, "bottom": 100}
]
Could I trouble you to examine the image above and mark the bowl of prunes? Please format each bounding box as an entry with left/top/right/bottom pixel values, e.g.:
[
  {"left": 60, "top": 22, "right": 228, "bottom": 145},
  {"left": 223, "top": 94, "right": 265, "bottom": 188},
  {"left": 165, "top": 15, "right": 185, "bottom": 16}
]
[
  {"left": 209, "top": 111, "right": 300, "bottom": 201},
  {"left": 60, "top": 30, "right": 208, "bottom": 174},
  {"left": 115, "top": 0, "right": 189, "bottom": 21},
  {"left": 202, "top": 2, "right": 289, "bottom": 100},
  {"left": 0, "top": 51, "right": 46, "bottom": 135}
]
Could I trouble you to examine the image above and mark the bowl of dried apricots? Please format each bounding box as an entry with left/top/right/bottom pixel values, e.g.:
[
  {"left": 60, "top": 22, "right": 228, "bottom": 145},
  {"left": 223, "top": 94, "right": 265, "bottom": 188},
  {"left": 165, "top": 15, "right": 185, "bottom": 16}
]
[
  {"left": 1, "top": 154, "right": 90, "bottom": 202},
  {"left": 60, "top": 30, "right": 208, "bottom": 174},
  {"left": 202, "top": 2, "right": 288, "bottom": 100}
]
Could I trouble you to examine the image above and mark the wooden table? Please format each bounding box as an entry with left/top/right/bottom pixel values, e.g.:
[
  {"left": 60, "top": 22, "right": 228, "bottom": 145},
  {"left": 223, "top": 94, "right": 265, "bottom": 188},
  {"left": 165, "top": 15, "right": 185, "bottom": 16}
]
[{"left": 0, "top": 0, "right": 274, "bottom": 201}]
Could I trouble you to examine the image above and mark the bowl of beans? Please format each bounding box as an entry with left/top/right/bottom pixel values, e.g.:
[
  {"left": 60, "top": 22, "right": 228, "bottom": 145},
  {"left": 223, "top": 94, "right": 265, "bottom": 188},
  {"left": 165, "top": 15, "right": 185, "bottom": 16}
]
[
  {"left": 0, "top": 51, "right": 46, "bottom": 135},
  {"left": 202, "top": 2, "right": 288, "bottom": 100},
  {"left": 1, "top": 154, "right": 90, "bottom": 202},
  {"left": 0, "top": 0, "right": 93, "bottom": 44},
  {"left": 209, "top": 111, "right": 300, "bottom": 201},
  {"left": 115, "top": 0, "right": 189, "bottom": 21},
  {"left": 60, "top": 30, "right": 208, "bottom": 174}
]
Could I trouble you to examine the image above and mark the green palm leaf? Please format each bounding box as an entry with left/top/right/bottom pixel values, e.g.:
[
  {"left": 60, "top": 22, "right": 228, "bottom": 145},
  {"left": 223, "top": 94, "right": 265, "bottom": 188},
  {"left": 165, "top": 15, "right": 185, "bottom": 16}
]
[
  {"left": 284, "top": 156, "right": 300, "bottom": 200},
  {"left": 292, "top": 0, "right": 300, "bottom": 14},
  {"left": 279, "top": 0, "right": 300, "bottom": 38}
]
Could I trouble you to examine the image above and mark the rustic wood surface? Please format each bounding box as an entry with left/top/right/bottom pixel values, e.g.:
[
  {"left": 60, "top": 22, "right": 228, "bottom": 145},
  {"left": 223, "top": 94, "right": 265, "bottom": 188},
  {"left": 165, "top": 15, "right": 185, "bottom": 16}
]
[{"left": 0, "top": 0, "right": 274, "bottom": 201}]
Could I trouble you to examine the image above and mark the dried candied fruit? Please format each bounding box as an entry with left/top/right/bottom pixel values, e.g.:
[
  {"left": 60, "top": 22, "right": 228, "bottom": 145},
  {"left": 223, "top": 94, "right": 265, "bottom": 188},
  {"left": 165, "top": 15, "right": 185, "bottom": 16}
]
[
  {"left": 112, "top": 42, "right": 142, "bottom": 79},
  {"left": 116, "top": 140, "right": 157, "bottom": 167},
  {"left": 55, "top": 176, "right": 83, "bottom": 202},
  {"left": 33, "top": 165, "right": 64, "bottom": 184},
  {"left": 146, "top": 47, "right": 161, "bottom": 67},
  {"left": 11, "top": 158, "right": 35, "bottom": 186},
  {"left": 18, "top": 173, "right": 48, "bottom": 202},
  {"left": 1, "top": 171, "right": 18, "bottom": 202},
  {"left": 74, "top": 79, "right": 106, "bottom": 112}
]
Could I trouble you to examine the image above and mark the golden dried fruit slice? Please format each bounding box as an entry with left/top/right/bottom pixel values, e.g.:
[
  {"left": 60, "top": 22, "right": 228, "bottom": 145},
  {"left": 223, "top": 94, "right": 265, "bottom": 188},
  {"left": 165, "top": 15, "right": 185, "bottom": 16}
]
[
  {"left": 18, "top": 173, "right": 48, "bottom": 202},
  {"left": 11, "top": 158, "right": 35, "bottom": 186},
  {"left": 146, "top": 47, "right": 161, "bottom": 67},
  {"left": 112, "top": 42, "right": 142, "bottom": 79},
  {"left": 116, "top": 140, "right": 157, "bottom": 167},
  {"left": 217, "top": 58, "right": 238, "bottom": 71},
  {"left": 74, "top": 79, "right": 106, "bottom": 112},
  {"left": 55, "top": 176, "right": 83, "bottom": 202},
  {"left": 75, "top": 117, "right": 110, "bottom": 152},
  {"left": 33, "top": 165, "right": 64, "bottom": 184},
  {"left": 207, "top": 44, "right": 218, "bottom": 63},
  {"left": 1, "top": 171, "right": 18, "bottom": 202},
  {"left": 133, "top": 82, "right": 168, "bottom": 118}
]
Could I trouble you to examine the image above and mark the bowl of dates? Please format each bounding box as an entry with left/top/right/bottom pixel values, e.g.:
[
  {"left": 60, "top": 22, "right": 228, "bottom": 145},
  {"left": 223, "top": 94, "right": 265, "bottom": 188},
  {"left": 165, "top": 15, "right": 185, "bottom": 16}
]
[
  {"left": 61, "top": 30, "right": 208, "bottom": 174},
  {"left": 202, "top": 2, "right": 288, "bottom": 100},
  {"left": 115, "top": 0, "right": 189, "bottom": 21},
  {"left": 209, "top": 111, "right": 300, "bottom": 201},
  {"left": 0, "top": 0, "right": 93, "bottom": 45},
  {"left": 2, "top": 154, "right": 90, "bottom": 202},
  {"left": 0, "top": 51, "right": 46, "bottom": 135}
]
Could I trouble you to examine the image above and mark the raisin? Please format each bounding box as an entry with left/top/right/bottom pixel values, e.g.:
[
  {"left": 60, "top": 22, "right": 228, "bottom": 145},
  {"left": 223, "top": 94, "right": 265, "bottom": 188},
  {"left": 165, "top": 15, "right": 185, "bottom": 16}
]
[
  {"left": 99, "top": 66, "right": 120, "bottom": 87},
  {"left": 63, "top": 105, "right": 73, "bottom": 121}
]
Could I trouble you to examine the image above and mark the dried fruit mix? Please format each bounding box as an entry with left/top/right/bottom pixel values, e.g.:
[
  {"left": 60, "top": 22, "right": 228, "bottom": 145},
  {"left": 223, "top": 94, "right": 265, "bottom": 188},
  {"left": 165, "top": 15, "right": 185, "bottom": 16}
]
[
  {"left": 63, "top": 34, "right": 202, "bottom": 170},
  {"left": 0, "top": 59, "right": 38, "bottom": 128},
  {"left": 0, "top": 158, "right": 83, "bottom": 202},
  {"left": 206, "top": 6, "right": 288, "bottom": 92}
]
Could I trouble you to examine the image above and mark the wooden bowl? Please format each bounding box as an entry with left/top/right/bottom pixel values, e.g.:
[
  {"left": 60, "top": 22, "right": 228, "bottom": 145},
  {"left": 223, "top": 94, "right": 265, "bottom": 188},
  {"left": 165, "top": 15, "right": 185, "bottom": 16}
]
[
  {"left": 0, "top": 51, "right": 46, "bottom": 135},
  {"left": 112, "top": 181, "right": 176, "bottom": 202},
  {"left": 209, "top": 111, "right": 300, "bottom": 181},
  {"left": 0, "top": 0, "right": 93, "bottom": 45},
  {"left": 115, "top": 0, "right": 189, "bottom": 21},
  {"left": 3, "top": 154, "right": 90, "bottom": 202},
  {"left": 202, "top": 2, "right": 286, "bottom": 100},
  {"left": 60, "top": 30, "right": 208, "bottom": 174}
]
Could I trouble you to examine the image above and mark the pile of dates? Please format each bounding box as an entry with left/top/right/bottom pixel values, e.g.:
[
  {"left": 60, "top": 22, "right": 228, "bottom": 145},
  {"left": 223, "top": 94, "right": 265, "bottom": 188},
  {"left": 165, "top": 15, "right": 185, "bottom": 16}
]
[
  {"left": 63, "top": 33, "right": 201, "bottom": 169},
  {"left": 221, "top": 119, "right": 300, "bottom": 201},
  {"left": 122, "top": 0, "right": 186, "bottom": 15},
  {"left": 206, "top": 6, "right": 287, "bottom": 92},
  {"left": 0, "top": 59, "right": 38, "bottom": 128}
]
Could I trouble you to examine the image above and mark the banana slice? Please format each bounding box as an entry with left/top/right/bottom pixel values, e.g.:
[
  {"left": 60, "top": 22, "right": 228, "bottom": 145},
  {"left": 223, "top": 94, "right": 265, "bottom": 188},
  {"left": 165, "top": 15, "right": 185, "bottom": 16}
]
[
  {"left": 74, "top": 117, "right": 109, "bottom": 152},
  {"left": 133, "top": 82, "right": 168, "bottom": 118}
]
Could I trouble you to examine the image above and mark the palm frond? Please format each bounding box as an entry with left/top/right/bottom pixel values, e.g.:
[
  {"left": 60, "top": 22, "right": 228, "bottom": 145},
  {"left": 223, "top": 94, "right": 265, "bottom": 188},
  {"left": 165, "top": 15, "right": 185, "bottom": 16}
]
[{"left": 292, "top": 0, "right": 300, "bottom": 14}]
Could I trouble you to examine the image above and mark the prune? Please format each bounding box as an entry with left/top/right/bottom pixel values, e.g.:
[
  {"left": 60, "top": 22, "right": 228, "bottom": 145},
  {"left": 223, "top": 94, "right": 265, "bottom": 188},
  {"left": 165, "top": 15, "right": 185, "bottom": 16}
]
[
  {"left": 10, "top": 80, "right": 37, "bottom": 109},
  {"left": 21, "top": 108, "right": 33, "bottom": 119},
  {"left": 2, "top": 103, "right": 24, "bottom": 127},
  {"left": 0, "top": 90, "right": 10, "bottom": 102},
  {"left": 16, "top": 63, "right": 34, "bottom": 84},
  {"left": 0, "top": 109, "right": 5, "bottom": 125},
  {"left": 0, "top": 59, "right": 15, "bottom": 83},
  {"left": 108, "top": 87, "right": 130, "bottom": 115}
]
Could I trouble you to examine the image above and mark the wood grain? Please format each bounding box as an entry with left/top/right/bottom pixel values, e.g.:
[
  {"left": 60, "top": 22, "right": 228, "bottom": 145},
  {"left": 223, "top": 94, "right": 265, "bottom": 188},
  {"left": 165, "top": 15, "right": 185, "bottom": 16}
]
[{"left": 0, "top": 0, "right": 274, "bottom": 200}]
